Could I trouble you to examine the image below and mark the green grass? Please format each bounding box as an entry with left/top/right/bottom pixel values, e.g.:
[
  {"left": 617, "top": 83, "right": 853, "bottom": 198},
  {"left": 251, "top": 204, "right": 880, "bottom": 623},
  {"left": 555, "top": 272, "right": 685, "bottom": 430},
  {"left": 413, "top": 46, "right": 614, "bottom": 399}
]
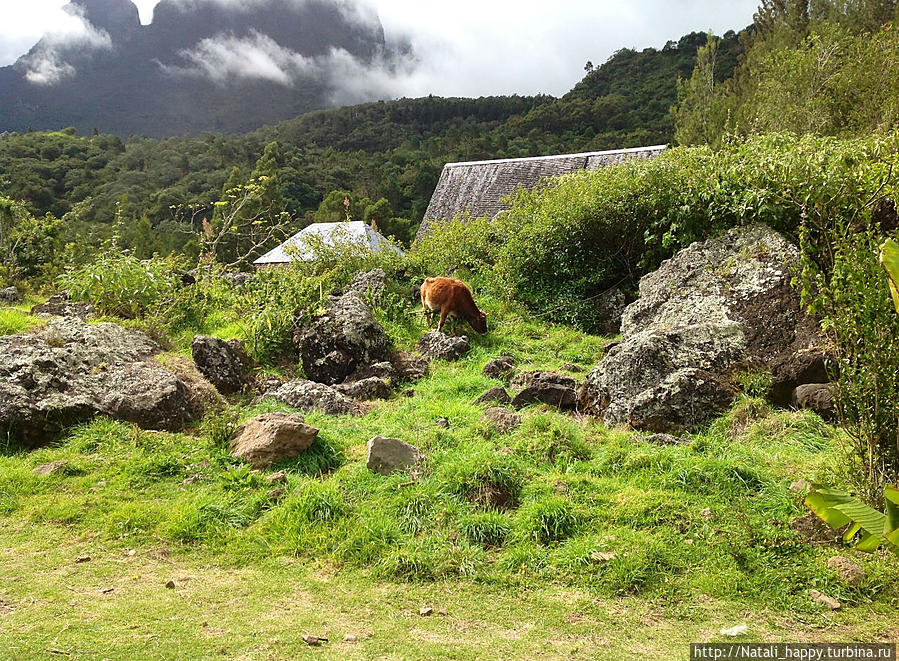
[
  {"left": 0, "top": 306, "right": 44, "bottom": 335},
  {"left": 1, "top": 295, "right": 897, "bottom": 657}
]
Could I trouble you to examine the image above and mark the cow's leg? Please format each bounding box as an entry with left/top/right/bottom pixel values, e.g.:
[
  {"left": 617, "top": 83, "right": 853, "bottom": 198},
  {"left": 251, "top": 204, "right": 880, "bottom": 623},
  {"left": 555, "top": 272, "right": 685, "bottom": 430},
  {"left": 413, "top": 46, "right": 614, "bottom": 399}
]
[{"left": 438, "top": 309, "right": 448, "bottom": 333}]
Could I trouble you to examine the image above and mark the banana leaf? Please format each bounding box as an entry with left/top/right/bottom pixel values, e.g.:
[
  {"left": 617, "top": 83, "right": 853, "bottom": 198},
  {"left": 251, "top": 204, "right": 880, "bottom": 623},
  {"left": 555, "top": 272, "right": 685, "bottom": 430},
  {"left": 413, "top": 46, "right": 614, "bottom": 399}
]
[
  {"left": 805, "top": 484, "right": 899, "bottom": 554},
  {"left": 880, "top": 238, "right": 899, "bottom": 314}
]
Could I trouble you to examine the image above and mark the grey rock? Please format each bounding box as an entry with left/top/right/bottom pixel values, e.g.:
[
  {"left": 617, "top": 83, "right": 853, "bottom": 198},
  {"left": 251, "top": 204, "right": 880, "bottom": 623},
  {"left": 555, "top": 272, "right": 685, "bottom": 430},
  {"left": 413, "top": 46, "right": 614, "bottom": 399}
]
[
  {"left": 482, "top": 355, "right": 516, "bottom": 380},
  {"left": 334, "top": 376, "right": 392, "bottom": 401},
  {"left": 417, "top": 331, "right": 470, "bottom": 361},
  {"left": 826, "top": 556, "right": 866, "bottom": 586},
  {"left": 0, "top": 318, "right": 207, "bottom": 448},
  {"left": 791, "top": 383, "right": 835, "bottom": 419},
  {"left": 191, "top": 335, "right": 246, "bottom": 395},
  {"left": 296, "top": 291, "right": 391, "bottom": 385},
  {"left": 641, "top": 433, "right": 689, "bottom": 446},
  {"left": 223, "top": 271, "right": 253, "bottom": 291},
  {"left": 481, "top": 407, "right": 521, "bottom": 433},
  {"left": 269, "top": 379, "right": 366, "bottom": 417},
  {"left": 31, "top": 293, "right": 94, "bottom": 319},
  {"left": 266, "top": 470, "right": 287, "bottom": 484},
  {"left": 510, "top": 371, "right": 577, "bottom": 410},
  {"left": 435, "top": 417, "right": 450, "bottom": 429},
  {"left": 260, "top": 376, "right": 283, "bottom": 393},
  {"left": 229, "top": 413, "right": 319, "bottom": 469},
  {"left": 33, "top": 460, "right": 69, "bottom": 476},
  {"left": 346, "top": 268, "right": 387, "bottom": 300},
  {"left": 790, "top": 513, "right": 842, "bottom": 544},
  {"left": 366, "top": 436, "right": 423, "bottom": 475},
  {"left": 346, "top": 361, "right": 396, "bottom": 383},
  {"left": 475, "top": 386, "right": 511, "bottom": 406},
  {"left": 0, "top": 286, "right": 21, "bottom": 304},
  {"left": 594, "top": 287, "right": 628, "bottom": 336},
  {"left": 560, "top": 362, "right": 584, "bottom": 373},
  {"left": 581, "top": 224, "right": 824, "bottom": 431},
  {"left": 769, "top": 349, "right": 831, "bottom": 405}
]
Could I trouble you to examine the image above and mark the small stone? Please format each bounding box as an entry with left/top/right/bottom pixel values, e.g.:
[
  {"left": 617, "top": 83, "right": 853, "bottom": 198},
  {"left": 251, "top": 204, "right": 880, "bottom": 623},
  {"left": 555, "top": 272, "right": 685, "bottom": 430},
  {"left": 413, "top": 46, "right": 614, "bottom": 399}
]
[
  {"left": 416, "top": 331, "right": 470, "bottom": 361},
  {"left": 789, "top": 479, "right": 811, "bottom": 493},
  {"left": 265, "top": 470, "right": 287, "bottom": 484},
  {"left": 482, "top": 356, "right": 516, "bottom": 380},
  {"left": 165, "top": 580, "right": 176, "bottom": 589},
  {"left": 344, "top": 634, "right": 358, "bottom": 643},
  {"left": 229, "top": 413, "right": 319, "bottom": 469},
  {"left": 0, "top": 286, "right": 22, "bottom": 304},
  {"left": 700, "top": 507, "right": 713, "bottom": 520},
  {"left": 720, "top": 624, "right": 748, "bottom": 637},
  {"left": 561, "top": 362, "right": 584, "bottom": 373},
  {"left": 182, "top": 475, "right": 199, "bottom": 485},
  {"left": 435, "top": 418, "right": 450, "bottom": 429},
  {"left": 684, "top": 538, "right": 694, "bottom": 546},
  {"left": 827, "top": 556, "right": 866, "bottom": 586},
  {"left": 437, "top": 609, "right": 448, "bottom": 616},
  {"left": 33, "top": 461, "right": 68, "bottom": 477},
  {"left": 810, "top": 589, "right": 841, "bottom": 610},
  {"left": 402, "top": 388, "right": 415, "bottom": 398},
  {"left": 419, "top": 606, "right": 433, "bottom": 617},
  {"left": 590, "top": 551, "right": 616, "bottom": 563},
  {"left": 266, "top": 488, "right": 286, "bottom": 501},
  {"left": 75, "top": 555, "right": 91, "bottom": 564},
  {"left": 641, "top": 433, "right": 688, "bottom": 446},
  {"left": 302, "top": 634, "right": 327, "bottom": 646}
]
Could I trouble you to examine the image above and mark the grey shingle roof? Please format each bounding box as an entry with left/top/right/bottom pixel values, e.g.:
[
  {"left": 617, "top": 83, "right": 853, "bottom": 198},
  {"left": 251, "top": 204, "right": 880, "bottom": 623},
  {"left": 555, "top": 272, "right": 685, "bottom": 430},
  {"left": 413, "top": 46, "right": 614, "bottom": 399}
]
[
  {"left": 417, "top": 145, "right": 666, "bottom": 240},
  {"left": 253, "top": 221, "right": 403, "bottom": 265}
]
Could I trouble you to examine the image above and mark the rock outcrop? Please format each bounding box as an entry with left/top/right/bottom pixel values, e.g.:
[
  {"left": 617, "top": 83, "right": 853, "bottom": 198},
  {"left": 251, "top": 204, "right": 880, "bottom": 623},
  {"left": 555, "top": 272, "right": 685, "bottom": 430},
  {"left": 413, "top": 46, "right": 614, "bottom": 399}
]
[
  {"left": 31, "top": 293, "right": 94, "bottom": 319},
  {"left": 295, "top": 291, "right": 391, "bottom": 385},
  {"left": 417, "top": 331, "right": 470, "bottom": 361},
  {"left": 0, "top": 318, "right": 208, "bottom": 447},
  {"left": 0, "top": 286, "right": 21, "bottom": 304},
  {"left": 580, "top": 224, "right": 826, "bottom": 432},
  {"left": 229, "top": 413, "right": 319, "bottom": 469},
  {"left": 191, "top": 335, "right": 247, "bottom": 395}
]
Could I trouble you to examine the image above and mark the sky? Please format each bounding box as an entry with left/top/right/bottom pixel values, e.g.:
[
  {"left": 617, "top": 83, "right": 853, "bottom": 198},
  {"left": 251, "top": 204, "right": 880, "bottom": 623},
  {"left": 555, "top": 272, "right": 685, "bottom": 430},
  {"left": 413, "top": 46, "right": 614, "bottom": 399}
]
[{"left": 0, "top": 0, "right": 759, "bottom": 98}]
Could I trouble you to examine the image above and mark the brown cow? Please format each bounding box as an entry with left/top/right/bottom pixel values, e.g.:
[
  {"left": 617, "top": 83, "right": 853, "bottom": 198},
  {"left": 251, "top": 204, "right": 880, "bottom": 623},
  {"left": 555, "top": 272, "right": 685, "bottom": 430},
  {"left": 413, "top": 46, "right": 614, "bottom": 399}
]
[{"left": 420, "top": 277, "right": 488, "bottom": 334}]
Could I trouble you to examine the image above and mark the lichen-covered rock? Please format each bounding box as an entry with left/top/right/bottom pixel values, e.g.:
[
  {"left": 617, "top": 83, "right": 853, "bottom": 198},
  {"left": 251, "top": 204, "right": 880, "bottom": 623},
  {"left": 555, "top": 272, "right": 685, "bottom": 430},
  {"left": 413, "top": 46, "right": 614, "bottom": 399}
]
[
  {"left": 482, "top": 355, "right": 516, "bottom": 380},
  {"left": 481, "top": 407, "right": 521, "bottom": 433},
  {"left": 0, "top": 318, "right": 207, "bottom": 447},
  {"left": 31, "top": 293, "right": 94, "bottom": 319},
  {"left": 269, "top": 379, "right": 366, "bottom": 416},
  {"left": 366, "top": 436, "right": 422, "bottom": 475},
  {"left": 581, "top": 224, "right": 826, "bottom": 431},
  {"left": 0, "top": 286, "right": 21, "bottom": 304},
  {"left": 346, "top": 268, "right": 387, "bottom": 300},
  {"left": 826, "top": 556, "right": 866, "bottom": 586},
  {"left": 334, "top": 376, "right": 392, "bottom": 401},
  {"left": 191, "top": 335, "right": 246, "bottom": 395},
  {"left": 510, "top": 371, "right": 577, "bottom": 410},
  {"left": 417, "top": 331, "right": 470, "bottom": 361},
  {"left": 389, "top": 351, "right": 429, "bottom": 382},
  {"left": 594, "top": 287, "right": 628, "bottom": 335},
  {"left": 295, "top": 291, "right": 391, "bottom": 385},
  {"left": 229, "top": 413, "right": 319, "bottom": 469}
]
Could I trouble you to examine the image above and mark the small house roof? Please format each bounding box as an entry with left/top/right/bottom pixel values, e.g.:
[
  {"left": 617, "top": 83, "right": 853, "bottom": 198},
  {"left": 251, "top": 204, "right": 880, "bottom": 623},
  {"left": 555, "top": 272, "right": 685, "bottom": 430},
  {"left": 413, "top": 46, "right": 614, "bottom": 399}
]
[
  {"left": 417, "top": 145, "right": 666, "bottom": 239},
  {"left": 253, "top": 221, "right": 403, "bottom": 265}
]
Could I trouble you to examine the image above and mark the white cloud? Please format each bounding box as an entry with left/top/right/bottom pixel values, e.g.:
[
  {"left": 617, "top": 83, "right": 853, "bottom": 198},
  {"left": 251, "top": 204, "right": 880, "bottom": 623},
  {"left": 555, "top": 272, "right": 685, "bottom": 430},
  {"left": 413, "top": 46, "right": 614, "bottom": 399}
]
[{"left": 18, "top": 4, "right": 113, "bottom": 85}]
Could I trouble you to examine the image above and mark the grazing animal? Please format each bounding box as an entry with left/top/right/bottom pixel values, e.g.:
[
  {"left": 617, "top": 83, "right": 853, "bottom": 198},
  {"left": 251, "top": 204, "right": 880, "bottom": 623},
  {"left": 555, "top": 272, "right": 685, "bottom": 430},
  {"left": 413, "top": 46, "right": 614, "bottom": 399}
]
[{"left": 420, "top": 277, "right": 488, "bottom": 334}]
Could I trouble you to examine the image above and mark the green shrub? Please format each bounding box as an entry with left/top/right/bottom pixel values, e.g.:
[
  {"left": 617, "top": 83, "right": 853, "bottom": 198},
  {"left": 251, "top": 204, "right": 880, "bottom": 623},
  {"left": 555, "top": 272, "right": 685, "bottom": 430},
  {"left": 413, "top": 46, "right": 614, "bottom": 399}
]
[
  {"left": 461, "top": 511, "right": 512, "bottom": 547},
  {"left": 516, "top": 497, "right": 580, "bottom": 545}
]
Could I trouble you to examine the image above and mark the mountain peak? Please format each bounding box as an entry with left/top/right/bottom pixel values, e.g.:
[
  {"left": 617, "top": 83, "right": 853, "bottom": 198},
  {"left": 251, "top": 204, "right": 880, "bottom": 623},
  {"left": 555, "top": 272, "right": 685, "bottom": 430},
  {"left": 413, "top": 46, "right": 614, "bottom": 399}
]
[{"left": 67, "top": 0, "right": 140, "bottom": 38}]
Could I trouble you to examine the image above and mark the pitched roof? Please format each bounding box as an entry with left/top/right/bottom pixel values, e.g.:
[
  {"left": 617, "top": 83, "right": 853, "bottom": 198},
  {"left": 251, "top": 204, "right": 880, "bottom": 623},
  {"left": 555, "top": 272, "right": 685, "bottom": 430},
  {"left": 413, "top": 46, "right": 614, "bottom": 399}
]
[
  {"left": 417, "top": 145, "right": 666, "bottom": 239},
  {"left": 253, "top": 221, "right": 404, "bottom": 265}
]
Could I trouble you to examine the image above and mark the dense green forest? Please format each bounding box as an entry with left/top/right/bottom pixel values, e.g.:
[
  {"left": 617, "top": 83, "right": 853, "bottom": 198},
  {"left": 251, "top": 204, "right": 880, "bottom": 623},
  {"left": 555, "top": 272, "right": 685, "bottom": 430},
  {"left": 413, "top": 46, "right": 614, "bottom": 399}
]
[{"left": 0, "top": 30, "right": 737, "bottom": 275}]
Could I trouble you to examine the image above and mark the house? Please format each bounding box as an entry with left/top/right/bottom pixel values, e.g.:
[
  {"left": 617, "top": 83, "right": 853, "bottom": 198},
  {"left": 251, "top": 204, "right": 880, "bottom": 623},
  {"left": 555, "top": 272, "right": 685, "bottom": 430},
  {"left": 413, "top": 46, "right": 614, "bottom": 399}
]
[
  {"left": 416, "top": 145, "right": 666, "bottom": 240},
  {"left": 253, "top": 221, "right": 403, "bottom": 267}
]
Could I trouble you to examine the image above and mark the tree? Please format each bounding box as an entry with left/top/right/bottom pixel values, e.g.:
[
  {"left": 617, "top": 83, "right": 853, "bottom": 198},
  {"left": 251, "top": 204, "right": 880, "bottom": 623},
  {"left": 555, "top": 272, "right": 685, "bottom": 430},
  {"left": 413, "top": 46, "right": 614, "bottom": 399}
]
[{"left": 672, "top": 33, "right": 727, "bottom": 145}]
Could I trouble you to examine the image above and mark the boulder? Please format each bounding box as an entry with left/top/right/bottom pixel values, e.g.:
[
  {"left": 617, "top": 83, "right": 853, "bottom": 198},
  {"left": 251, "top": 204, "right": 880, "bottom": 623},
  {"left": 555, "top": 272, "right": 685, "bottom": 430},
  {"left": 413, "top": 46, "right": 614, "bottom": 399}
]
[
  {"left": 31, "top": 293, "right": 94, "bottom": 319},
  {"left": 594, "top": 287, "right": 628, "bottom": 336},
  {"left": 826, "top": 556, "right": 866, "bottom": 586},
  {"left": 475, "top": 386, "right": 511, "bottom": 406},
  {"left": 269, "top": 379, "right": 366, "bottom": 417},
  {"left": 481, "top": 407, "right": 521, "bottom": 433},
  {"left": 295, "top": 291, "right": 391, "bottom": 385},
  {"left": 769, "top": 348, "right": 831, "bottom": 405},
  {"left": 366, "top": 436, "right": 422, "bottom": 475},
  {"left": 581, "top": 224, "right": 826, "bottom": 431},
  {"left": 346, "top": 268, "right": 387, "bottom": 300},
  {"left": 0, "top": 318, "right": 207, "bottom": 447},
  {"left": 791, "top": 383, "right": 835, "bottom": 419},
  {"left": 510, "top": 371, "right": 577, "bottom": 410},
  {"left": 482, "top": 355, "right": 516, "bottom": 380},
  {"left": 345, "top": 361, "right": 396, "bottom": 383},
  {"left": 334, "top": 376, "right": 392, "bottom": 401},
  {"left": 389, "top": 351, "right": 429, "bottom": 382},
  {"left": 229, "top": 413, "right": 319, "bottom": 469},
  {"left": 33, "top": 460, "right": 69, "bottom": 476},
  {"left": 417, "top": 331, "right": 470, "bottom": 361},
  {"left": 0, "top": 286, "right": 21, "bottom": 304},
  {"left": 190, "top": 335, "right": 246, "bottom": 395}
]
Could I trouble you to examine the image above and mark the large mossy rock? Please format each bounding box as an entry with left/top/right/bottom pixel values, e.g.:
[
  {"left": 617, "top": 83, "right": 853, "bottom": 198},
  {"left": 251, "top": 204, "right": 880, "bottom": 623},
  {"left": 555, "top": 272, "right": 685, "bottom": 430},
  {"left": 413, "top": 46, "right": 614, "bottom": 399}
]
[
  {"left": 295, "top": 291, "right": 391, "bottom": 385},
  {"left": 580, "top": 224, "right": 826, "bottom": 432},
  {"left": 0, "top": 318, "right": 209, "bottom": 447}
]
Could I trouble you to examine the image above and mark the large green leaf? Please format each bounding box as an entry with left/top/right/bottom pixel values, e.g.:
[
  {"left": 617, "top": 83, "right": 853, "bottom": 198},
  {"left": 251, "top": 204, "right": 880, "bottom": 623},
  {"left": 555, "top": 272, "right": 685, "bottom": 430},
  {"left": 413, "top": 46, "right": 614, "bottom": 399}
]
[
  {"left": 880, "top": 238, "right": 899, "bottom": 314},
  {"left": 885, "top": 486, "right": 899, "bottom": 548},
  {"left": 805, "top": 484, "right": 894, "bottom": 553}
]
